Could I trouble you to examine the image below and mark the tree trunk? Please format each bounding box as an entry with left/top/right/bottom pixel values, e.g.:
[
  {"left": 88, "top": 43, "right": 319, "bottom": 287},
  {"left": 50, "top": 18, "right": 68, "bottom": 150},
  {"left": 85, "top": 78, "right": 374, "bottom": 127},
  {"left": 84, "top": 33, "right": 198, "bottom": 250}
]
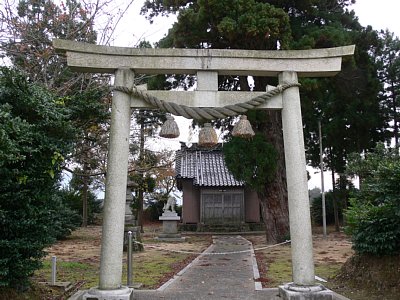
[
  {"left": 390, "top": 82, "right": 398, "bottom": 148},
  {"left": 82, "top": 175, "right": 88, "bottom": 227},
  {"left": 81, "top": 162, "right": 89, "bottom": 227},
  {"left": 331, "top": 169, "right": 340, "bottom": 232},
  {"left": 339, "top": 175, "right": 348, "bottom": 226},
  {"left": 245, "top": 76, "right": 289, "bottom": 244},
  {"left": 138, "top": 188, "right": 144, "bottom": 233},
  {"left": 259, "top": 110, "right": 290, "bottom": 244}
]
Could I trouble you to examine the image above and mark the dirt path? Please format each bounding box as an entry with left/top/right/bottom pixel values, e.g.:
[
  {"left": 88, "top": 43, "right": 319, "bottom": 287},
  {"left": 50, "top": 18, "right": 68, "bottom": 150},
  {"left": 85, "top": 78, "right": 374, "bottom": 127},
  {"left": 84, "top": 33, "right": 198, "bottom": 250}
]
[{"left": 45, "top": 226, "right": 102, "bottom": 263}]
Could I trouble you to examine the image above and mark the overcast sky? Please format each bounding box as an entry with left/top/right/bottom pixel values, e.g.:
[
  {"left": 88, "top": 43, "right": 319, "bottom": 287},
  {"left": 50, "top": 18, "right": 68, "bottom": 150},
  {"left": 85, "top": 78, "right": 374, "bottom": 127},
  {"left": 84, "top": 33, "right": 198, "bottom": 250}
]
[
  {"left": 112, "top": 0, "right": 400, "bottom": 47},
  {"left": 352, "top": 0, "right": 400, "bottom": 36}
]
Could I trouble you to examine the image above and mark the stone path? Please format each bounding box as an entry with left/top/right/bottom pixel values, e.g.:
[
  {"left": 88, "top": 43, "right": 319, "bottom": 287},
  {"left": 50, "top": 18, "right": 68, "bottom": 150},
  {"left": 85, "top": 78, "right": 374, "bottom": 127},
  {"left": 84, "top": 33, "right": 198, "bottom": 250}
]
[
  {"left": 133, "top": 235, "right": 281, "bottom": 300},
  {"left": 70, "top": 235, "right": 348, "bottom": 300}
]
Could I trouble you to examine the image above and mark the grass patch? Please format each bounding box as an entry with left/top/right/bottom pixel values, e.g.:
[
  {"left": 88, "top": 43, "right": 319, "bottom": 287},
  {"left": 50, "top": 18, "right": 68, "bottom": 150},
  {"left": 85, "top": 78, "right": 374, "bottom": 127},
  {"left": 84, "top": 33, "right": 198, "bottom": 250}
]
[
  {"left": 34, "top": 252, "right": 195, "bottom": 290},
  {"left": 33, "top": 232, "right": 211, "bottom": 291},
  {"left": 260, "top": 253, "right": 344, "bottom": 286},
  {"left": 41, "top": 260, "right": 91, "bottom": 270},
  {"left": 129, "top": 235, "right": 210, "bottom": 288},
  {"left": 34, "top": 260, "right": 99, "bottom": 289},
  {"left": 1, "top": 225, "right": 212, "bottom": 299},
  {"left": 315, "top": 263, "right": 342, "bottom": 280},
  {"left": 260, "top": 246, "right": 292, "bottom": 286},
  {"left": 122, "top": 252, "right": 191, "bottom": 288},
  {"left": 268, "top": 258, "right": 292, "bottom": 285},
  {"left": 249, "top": 233, "right": 352, "bottom": 288}
]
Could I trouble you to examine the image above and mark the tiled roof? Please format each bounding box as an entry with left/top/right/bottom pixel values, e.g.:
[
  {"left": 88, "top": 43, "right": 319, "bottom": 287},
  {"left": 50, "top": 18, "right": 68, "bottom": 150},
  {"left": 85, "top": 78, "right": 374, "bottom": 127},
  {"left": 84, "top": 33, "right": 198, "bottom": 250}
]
[{"left": 176, "top": 144, "right": 244, "bottom": 187}]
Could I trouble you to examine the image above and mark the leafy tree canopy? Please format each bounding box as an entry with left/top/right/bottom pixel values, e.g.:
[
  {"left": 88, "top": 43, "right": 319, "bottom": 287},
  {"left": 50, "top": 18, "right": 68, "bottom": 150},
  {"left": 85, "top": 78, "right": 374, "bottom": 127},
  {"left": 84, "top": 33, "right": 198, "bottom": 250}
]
[
  {"left": 154, "top": 0, "right": 291, "bottom": 50},
  {"left": 140, "top": 0, "right": 387, "bottom": 240},
  {"left": 223, "top": 134, "right": 277, "bottom": 196},
  {"left": 142, "top": 0, "right": 387, "bottom": 177}
]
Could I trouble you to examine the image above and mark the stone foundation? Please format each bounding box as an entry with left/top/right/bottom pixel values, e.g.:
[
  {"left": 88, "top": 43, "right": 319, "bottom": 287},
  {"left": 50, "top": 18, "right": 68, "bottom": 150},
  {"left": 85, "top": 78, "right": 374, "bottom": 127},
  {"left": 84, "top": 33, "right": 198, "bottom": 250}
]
[
  {"left": 81, "top": 286, "right": 133, "bottom": 300},
  {"left": 279, "top": 283, "right": 334, "bottom": 300},
  {"left": 157, "top": 212, "right": 186, "bottom": 241}
]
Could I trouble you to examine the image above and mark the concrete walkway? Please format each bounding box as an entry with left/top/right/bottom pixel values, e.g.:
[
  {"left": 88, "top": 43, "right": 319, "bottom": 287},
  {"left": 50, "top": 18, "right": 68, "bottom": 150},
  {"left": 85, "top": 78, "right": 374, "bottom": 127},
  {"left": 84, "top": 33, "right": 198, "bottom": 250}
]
[{"left": 133, "top": 235, "right": 281, "bottom": 300}]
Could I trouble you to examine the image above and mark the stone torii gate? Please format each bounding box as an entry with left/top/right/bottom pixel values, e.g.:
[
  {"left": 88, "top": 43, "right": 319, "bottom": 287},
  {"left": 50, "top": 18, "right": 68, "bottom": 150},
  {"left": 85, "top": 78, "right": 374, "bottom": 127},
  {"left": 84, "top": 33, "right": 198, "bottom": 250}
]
[{"left": 54, "top": 39, "right": 354, "bottom": 300}]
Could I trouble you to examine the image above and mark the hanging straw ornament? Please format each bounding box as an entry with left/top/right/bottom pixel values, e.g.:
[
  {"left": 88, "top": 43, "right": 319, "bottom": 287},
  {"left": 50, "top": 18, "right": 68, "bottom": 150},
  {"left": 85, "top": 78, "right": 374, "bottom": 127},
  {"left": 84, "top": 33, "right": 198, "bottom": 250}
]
[
  {"left": 198, "top": 123, "right": 218, "bottom": 148},
  {"left": 159, "top": 115, "right": 180, "bottom": 138},
  {"left": 232, "top": 115, "right": 255, "bottom": 139}
]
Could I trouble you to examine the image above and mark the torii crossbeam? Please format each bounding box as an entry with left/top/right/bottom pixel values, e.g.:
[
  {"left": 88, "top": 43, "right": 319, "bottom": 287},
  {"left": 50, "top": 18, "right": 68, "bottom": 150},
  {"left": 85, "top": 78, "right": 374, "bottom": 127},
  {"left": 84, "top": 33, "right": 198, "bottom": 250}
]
[{"left": 54, "top": 39, "right": 354, "bottom": 300}]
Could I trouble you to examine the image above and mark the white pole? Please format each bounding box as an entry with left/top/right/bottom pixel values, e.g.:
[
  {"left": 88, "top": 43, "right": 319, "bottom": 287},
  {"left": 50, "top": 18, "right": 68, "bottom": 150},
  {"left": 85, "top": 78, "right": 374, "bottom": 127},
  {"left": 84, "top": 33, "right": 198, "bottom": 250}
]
[
  {"left": 51, "top": 256, "right": 57, "bottom": 285},
  {"left": 319, "top": 120, "right": 327, "bottom": 238},
  {"left": 280, "top": 71, "right": 315, "bottom": 285},
  {"left": 127, "top": 231, "right": 133, "bottom": 287},
  {"left": 99, "top": 69, "right": 133, "bottom": 290}
]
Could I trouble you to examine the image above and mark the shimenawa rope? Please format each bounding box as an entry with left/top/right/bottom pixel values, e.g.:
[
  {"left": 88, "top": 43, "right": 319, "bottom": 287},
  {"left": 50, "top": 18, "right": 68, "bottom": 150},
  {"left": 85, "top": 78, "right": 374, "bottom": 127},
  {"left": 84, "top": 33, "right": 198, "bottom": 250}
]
[{"left": 113, "top": 82, "right": 300, "bottom": 120}]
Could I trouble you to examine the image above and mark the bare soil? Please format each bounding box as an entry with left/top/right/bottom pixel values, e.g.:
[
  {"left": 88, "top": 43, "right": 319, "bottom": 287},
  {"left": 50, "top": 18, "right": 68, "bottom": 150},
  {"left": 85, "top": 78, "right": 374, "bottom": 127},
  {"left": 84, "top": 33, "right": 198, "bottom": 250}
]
[
  {"left": 250, "top": 230, "right": 353, "bottom": 266},
  {"left": 45, "top": 225, "right": 102, "bottom": 263},
  {"left": 248, "top": 230, "right": 353, "bottom": 289},
  {"left": 249, "top": 228, "right": 400, "bottom": 300},
  {"left": 331, "top": 253, "right": 400, "bottom": 300}
]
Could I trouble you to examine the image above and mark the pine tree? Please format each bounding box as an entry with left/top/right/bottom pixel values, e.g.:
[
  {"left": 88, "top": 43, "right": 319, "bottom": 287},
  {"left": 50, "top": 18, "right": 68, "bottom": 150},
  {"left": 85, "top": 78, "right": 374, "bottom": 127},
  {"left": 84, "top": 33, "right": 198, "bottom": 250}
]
[
  {"left": 376, "top": 30, "right": 400, "bottom": 148},
  {"left": 141, "top": 0, "right": 387, "bottom": 235},
  {"left": 142, "top": 0, "right": 292, "bottom": 243}
]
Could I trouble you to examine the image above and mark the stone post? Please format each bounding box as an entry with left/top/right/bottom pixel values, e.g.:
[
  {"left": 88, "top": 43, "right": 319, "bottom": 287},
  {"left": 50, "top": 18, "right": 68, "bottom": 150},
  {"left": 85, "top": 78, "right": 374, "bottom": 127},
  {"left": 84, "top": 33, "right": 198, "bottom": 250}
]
[
  {"left": 279, "top": 71, "right": 315, "bottom": 286},
  {"left": 98, "top": 69, "right": 133, "bottom": 290},
  {"left": 125, "top": 180, "right": 136, "bottom": 226}
]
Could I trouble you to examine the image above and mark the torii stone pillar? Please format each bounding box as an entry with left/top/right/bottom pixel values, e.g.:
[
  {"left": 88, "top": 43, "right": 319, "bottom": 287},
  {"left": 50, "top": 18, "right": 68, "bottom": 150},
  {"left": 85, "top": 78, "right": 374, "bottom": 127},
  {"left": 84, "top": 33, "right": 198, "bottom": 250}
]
[
  {"left": 53, "top": 39, "right": 354, "bottom": 300},
  {"left": 82, "top": 69, "right": 135, "bottom": 299},
  {"left": 98, "top": 69, "right": 133, "bottom": 289},
  {"left": 280, "top": 71, "right": 315, "bottom": 285}
]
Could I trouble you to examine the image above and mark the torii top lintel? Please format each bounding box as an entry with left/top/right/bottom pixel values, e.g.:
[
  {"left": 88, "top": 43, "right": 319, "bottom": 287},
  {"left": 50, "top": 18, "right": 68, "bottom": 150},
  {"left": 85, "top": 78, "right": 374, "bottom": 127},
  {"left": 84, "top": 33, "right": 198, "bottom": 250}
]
[{"left": 53, "top": 39, "right": 354, "bottom": 77}]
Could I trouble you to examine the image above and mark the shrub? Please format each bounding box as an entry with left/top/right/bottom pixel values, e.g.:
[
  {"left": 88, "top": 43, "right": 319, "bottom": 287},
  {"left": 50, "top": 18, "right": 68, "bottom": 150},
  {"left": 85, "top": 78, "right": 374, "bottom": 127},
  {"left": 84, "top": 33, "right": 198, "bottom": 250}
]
[
  {"left": 345, "top": 144, "right": 400, "bottom": 256},
  {"left": 48, "top": 193, "right": 82, "bottom": 240},
  {"left": 145, "top": 200, "right": 165, "bottom": 221},
  {"left": 346, "top": 200, "right": 400, "bottom": 255},
  {"left": 0, "top": 191, "right": 81, "bottom": 290},
  {"left": 58, "top": 188, "right": 101, "bottom": 226},
  {"left": 0, "top": 67, "right": 76, "bottom": 288},
  {"left": 144, "top": 199, "right": 182, "bottom": 221}
]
